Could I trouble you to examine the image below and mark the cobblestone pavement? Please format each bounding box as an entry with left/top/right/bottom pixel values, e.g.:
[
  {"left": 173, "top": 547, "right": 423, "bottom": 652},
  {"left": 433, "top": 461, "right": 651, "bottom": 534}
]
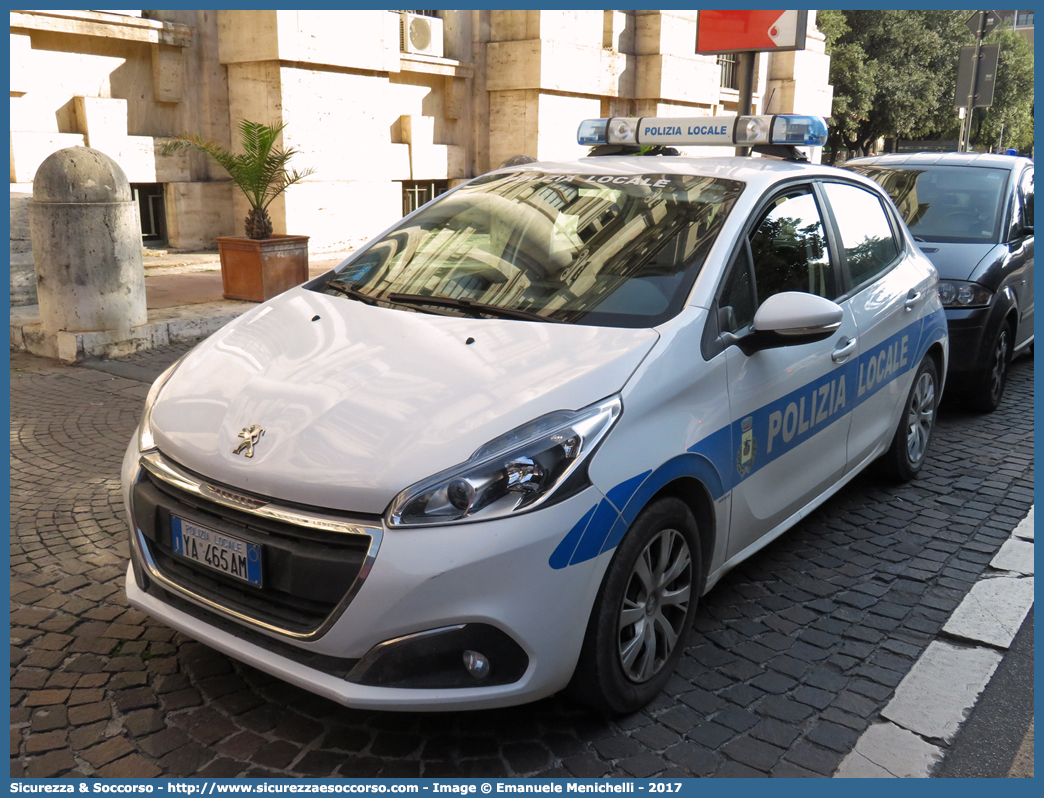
[{"left": 11, "top": 344, "right": 1034, "bottom": 778}]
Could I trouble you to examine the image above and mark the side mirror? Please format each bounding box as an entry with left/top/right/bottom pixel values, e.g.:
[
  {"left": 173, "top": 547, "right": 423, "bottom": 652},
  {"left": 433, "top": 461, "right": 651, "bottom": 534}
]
[{"left": 738, "top": 292, "right": 843, "bottom": 355}]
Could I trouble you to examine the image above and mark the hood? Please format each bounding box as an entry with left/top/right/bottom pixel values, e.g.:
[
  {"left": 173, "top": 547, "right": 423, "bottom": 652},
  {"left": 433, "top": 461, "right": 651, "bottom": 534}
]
[
  {"left": 915, "top": 242, "right": 1002, "bottom": 281},
  {"left": 151, "top": 288, "right": 658, "bottom": 514}
]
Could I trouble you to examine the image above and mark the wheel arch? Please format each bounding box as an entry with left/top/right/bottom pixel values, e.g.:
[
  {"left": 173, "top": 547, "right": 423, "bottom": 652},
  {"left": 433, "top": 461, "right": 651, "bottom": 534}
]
[
  {"left": 644, "top": 477, "right": 716, "bottom": 594},
  {"left": 608, "top": 459, "right": 720, "bottom": 594},
  {"left": 1003, "top": 306, "right": 1019, "bottom": 341},
  {"left": 555, "top": 447, "right": 727, "bottom": 608},
  {"left": 926, "top": 339, "right": 947, "bottom": 395}
]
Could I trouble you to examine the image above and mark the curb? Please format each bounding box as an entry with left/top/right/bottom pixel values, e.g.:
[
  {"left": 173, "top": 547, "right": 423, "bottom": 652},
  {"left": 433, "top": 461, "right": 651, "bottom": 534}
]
[
  {"left": 10, "top": 301, "right": 255, "bottom": 362},
  {"left": 834, "top": 507, "right": 1034, "bottom": 777}
]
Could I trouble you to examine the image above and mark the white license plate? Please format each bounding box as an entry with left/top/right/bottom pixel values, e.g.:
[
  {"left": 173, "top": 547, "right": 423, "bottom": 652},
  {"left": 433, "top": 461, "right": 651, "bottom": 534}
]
[{"left": 171, "top": 516, "right": 262, "bottom": 587}]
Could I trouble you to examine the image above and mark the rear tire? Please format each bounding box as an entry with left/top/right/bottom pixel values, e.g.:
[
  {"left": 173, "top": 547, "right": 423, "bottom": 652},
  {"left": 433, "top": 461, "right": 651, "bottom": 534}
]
[
  {"left": 879, "top": 355, "right": 938, "bottom": 482},
  {"left": 967, "top": 322, "right": 1012, "bottom": 412},
  {"left": 568, "top": 497, "right": 701, "bottom": 715}
]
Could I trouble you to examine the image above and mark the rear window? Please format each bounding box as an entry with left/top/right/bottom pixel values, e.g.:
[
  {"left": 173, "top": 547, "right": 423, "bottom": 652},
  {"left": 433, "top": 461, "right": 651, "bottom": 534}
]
[
  {"left": 845, "top": 164, "right": 1008, "bottom": 244},
  {"left": 316, "top": 171, "right": 744, "bottom": 328}
]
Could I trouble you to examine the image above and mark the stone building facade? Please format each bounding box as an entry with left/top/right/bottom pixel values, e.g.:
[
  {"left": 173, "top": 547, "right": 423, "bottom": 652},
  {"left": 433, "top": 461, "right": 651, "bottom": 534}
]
[{"left": 10, "top": 9, "right": 833, "bottom": 305}]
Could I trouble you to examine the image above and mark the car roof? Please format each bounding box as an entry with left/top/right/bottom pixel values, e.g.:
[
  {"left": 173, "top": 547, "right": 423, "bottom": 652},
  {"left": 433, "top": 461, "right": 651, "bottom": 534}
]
[
  {"left": 844, "top": 151, "right": 1031, "bottom": 171},
  {"left": 487, "top": 154, "right": 881, "bottom": 195}
]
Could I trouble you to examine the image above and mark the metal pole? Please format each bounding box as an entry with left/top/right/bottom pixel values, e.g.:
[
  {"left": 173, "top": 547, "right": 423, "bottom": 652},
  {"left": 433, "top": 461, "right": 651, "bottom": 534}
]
[
  {"left": 961, "top": 11, "right": 987, "bottom": 152},
  {"left": 735, "top": 51, "right": 756, "bottom": 156}
]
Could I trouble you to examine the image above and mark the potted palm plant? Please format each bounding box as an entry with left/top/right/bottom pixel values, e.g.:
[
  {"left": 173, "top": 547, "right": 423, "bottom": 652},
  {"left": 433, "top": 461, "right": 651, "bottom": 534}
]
[{"left": 163, "top": 119, "right": 315, "bottom": 301}]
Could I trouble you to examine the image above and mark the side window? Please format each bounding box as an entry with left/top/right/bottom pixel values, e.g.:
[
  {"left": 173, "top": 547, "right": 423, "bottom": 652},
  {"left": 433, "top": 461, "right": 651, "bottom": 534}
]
[
  {"left": 718, "top": 246, "right": 755, "bottom": 333},
  {"left": 1018, "top": 169, "right": 1034, "bottom": 230},
  {"left": 823, "top": 183, "right": 900, "bottom": 287},
  {"left": 748, "top": 190, "right": 836, "bottom": 304}
]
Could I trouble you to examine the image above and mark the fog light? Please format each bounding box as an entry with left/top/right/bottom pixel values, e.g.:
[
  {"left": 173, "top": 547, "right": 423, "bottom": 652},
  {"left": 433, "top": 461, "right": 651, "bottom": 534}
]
[{"left": 463, "top": 650, "right": 490, "bottom": 680}]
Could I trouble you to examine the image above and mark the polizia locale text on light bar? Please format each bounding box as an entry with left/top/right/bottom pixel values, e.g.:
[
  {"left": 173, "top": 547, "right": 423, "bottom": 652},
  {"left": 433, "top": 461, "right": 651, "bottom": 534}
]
[{"left": 577, "top": 114, "right": 829, "bottom": 149}]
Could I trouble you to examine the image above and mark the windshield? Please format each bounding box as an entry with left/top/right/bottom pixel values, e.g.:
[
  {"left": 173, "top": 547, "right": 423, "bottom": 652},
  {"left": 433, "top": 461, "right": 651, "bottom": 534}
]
[
  {"left": 315, "top": 170, "right": 744, "bottom": 328},
  {"left": 846, "top": 164, "right": 1008, "bottom": 244}
]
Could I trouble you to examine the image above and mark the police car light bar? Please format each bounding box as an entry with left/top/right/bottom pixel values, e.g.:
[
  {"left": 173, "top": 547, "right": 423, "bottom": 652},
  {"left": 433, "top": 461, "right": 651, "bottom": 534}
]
[{"left": 577, "top": 114, "right": 828, "bottom": 149}]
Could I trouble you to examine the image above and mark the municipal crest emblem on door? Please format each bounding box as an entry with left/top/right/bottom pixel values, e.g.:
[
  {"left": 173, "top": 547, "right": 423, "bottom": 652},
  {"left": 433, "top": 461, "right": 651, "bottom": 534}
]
[{"left": 736, "top": 416, "right": 756, "bottom": 478}]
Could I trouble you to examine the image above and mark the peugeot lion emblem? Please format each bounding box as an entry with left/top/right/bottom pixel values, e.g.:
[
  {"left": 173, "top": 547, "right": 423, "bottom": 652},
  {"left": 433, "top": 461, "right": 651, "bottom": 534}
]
[{"left": 233, "top": 425, "right": 265, "bottom": 458}]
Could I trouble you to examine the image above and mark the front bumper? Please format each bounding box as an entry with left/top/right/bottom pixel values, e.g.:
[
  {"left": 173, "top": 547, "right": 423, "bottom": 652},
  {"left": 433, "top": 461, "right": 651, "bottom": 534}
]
[
  {"left": 944, "top": 306, "right": 993, "bottom": 377},
  {"left": 122, "top": 443, "right": 612, "bottom": 710}
]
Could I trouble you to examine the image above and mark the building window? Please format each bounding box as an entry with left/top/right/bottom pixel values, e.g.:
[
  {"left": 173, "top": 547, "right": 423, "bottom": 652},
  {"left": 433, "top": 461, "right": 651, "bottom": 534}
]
[
  {"left": 401, "top": 180, "right": 449, "bottom": 216},
  {"left": 132, "top": 183, "right": 166, "bottom": 242},
  {"left": 718, "top": 54, "right": 740, "bottom": 90},
  {"left": 1016, "top": 10, "right": 1034, "bottom": 27}
]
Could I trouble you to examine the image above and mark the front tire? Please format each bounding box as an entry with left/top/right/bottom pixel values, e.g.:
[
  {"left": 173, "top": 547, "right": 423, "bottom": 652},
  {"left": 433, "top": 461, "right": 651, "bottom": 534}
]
[
  {"left": 968, "top": 322, "right": 1012, "bottom": 412},
  {"left": 879, "top": 355, "right": 938, "bottom": 482},
  {"left": 569, "top": 497, "right": 701, "bottom": 715}
]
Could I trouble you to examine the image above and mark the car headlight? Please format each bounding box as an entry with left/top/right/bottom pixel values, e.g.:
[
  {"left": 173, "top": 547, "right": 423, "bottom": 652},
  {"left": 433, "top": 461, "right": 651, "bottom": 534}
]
[
  {"left": 387, "top": 395, "right": 622, "bottom": 527},
  {"left": 938, "top": 280, "right": 993, "bottom": 309},
  {"left": 137, "top": 358, "right": 184, "bottom": 452}
]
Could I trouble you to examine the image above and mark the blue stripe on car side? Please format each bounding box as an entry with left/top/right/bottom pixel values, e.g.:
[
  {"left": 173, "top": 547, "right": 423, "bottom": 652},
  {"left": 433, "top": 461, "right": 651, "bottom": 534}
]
[
  {"left": 568, "top": 500, "right": 622, "bottom": 566},
  {"left": 917, "top": 308, "right": 947, "bottom": 364},
  {"left": 686, "top": 424, "right": 733, "bottom": 495},
  {"left": 550, "top": 313, "right": 940, "bottom": 569},
  {"left": 605, "top": 470, "right": 651, "bottom": 511},
  {"left": 599, "top": 452, "right": 726, "bottom": 556},
  {"left": 548, "top": 504, "right": 597, "bottom": 570}
]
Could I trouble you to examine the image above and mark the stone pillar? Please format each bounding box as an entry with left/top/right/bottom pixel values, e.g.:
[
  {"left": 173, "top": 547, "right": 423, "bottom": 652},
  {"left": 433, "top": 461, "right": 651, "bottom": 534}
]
[{"left": 30, "top": 147, "right": 147, "bottom": 335}]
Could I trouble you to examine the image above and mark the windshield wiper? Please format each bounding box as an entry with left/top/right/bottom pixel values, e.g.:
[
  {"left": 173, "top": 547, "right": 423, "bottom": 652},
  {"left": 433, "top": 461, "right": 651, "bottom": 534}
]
[
  {"left": 324, "top": 282, "right": 377, "bottom": 305},
  {"left": 386, "top": 293, "right": 562, "bottom": 323}
]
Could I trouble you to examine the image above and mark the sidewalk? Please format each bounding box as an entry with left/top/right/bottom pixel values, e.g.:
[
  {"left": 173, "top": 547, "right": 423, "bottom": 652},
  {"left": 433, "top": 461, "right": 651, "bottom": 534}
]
[
  {"left": 138, "top": 248, "right": 352, "bottom": 310},
  {"left": 835, "top": 511, "right": 1034, "bottom": 777},
  {"left": 9, "top": 248, "right": 354, "bottom": 361}
]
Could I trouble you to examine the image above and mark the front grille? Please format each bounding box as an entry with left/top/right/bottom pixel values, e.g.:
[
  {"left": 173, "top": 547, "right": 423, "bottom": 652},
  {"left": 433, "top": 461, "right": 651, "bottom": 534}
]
[{"left": 132, "top": 465, "right": 376, "bottom": 635}]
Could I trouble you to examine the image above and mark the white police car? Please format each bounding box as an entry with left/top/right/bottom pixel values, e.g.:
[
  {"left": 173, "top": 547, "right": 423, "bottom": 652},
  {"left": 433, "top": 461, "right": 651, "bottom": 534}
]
[{"left": 123, "top": 114, "right": 947, "bottom": 714}]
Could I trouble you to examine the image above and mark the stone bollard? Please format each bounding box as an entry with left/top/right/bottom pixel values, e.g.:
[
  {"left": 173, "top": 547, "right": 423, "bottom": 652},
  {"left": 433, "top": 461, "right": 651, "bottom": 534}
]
[{"left": 30, "top": 147, "right": 146, "bottom": 335}]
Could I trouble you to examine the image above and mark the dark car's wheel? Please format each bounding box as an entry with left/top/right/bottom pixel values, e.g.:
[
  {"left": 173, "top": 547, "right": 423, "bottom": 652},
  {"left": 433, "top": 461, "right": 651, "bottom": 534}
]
[
  {"left": 879, "top": 355, "right": 939, "bottom": 482},
  {"left": 968, "top": 322, "right": 1013, "bottom": 412},
  {"left": 569, "top": 498, "right": 701, "bottom": 715}
]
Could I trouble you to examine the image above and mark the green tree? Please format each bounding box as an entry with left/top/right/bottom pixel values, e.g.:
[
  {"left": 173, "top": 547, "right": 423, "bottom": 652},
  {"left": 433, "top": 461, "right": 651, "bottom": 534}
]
[
  {"left": 971, "top": 27, "right": 1035, "bottom": 152},
  {"left": 821, "top": 10, "right": 1035, "bottom": 161},
  {"left": 162, "top": 120, "right": 315, "bottom": 240},
  {"left": 820, "top": 10, "right": 967, "bottom": 163}
]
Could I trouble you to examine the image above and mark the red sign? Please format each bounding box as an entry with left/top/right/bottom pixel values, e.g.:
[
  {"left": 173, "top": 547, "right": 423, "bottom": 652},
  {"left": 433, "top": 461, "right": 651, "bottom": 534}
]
[{"left": 696, "top": 10, "right": 808, "bottom": 55}]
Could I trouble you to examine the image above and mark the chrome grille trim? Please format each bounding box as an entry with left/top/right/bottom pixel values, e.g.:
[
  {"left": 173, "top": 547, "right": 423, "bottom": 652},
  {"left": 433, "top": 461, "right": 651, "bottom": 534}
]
[
  {"left": 140, "top": 451, "right": 381, "bottom": 537},
  {"left": 131, "top": 451, "right": 384, "bottom": 642}
]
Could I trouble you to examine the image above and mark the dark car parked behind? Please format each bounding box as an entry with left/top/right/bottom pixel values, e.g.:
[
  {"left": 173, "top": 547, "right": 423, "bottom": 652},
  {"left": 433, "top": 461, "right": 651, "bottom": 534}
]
[{"left": 844, "top": 152, "right": 1033, "bottom": 411}]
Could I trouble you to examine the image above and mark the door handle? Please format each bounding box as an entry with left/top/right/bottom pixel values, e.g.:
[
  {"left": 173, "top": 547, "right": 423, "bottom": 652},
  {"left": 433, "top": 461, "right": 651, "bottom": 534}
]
[
  {"left": 832, "top": 337, "right": 857, "bottom": 363},
  {"left": 905, "top": 291, "right": 922, "bottom": 311}
]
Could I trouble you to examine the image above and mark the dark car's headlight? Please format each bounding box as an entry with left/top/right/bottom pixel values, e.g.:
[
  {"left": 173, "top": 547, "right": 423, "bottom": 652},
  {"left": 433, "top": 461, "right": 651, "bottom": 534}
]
[
  {"left": 938, "top": 280, "right": 993, "bottom": 309},
  {"left": 387, "top": 396, "right": 622, "bottom": 527}
]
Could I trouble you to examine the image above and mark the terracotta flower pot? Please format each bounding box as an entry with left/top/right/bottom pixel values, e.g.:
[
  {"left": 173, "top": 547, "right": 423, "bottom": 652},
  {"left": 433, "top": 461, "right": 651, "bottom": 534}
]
[{"left": 216, "top": 234, "right": 310, "bottom": 302}]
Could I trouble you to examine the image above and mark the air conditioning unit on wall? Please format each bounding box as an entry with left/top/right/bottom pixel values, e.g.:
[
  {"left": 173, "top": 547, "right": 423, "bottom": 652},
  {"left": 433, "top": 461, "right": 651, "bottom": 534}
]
[{"left": 400, "top": 12, "right": 444, "bottom": 58}]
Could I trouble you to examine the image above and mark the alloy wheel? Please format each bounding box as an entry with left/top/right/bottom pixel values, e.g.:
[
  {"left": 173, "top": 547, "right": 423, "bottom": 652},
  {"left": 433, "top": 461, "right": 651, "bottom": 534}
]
[
  {"left": 617, "top": 528, "right": 692, "bottom": 683},
  {"left": 905, "top": 371, "right": 936, "bottom": 465},
  {"left": 988, "top": 329, "right": 1010, "bottom": 403}
]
